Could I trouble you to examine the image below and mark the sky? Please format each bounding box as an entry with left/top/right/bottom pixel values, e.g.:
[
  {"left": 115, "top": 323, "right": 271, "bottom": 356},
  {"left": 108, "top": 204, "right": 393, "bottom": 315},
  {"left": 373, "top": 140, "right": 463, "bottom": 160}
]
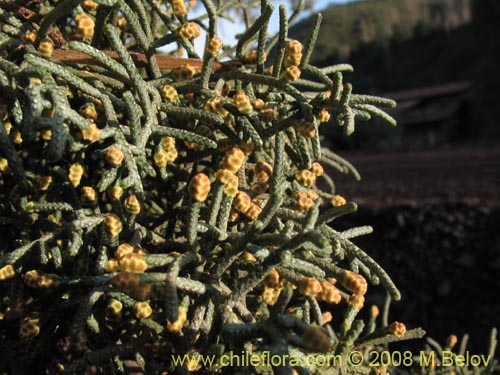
[{"left": 164, "top": 0, "right": 359, "bottom": 56}]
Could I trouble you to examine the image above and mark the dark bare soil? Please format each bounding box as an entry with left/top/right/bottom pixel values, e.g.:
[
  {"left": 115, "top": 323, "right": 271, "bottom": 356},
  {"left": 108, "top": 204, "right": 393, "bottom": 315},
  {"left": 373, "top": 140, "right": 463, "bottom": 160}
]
[
  {"left": 329, "top": 145, "right": 500, "bottom": 353},
  {"left": 333, "top": 146, "right": 500, "bottom": 208}
]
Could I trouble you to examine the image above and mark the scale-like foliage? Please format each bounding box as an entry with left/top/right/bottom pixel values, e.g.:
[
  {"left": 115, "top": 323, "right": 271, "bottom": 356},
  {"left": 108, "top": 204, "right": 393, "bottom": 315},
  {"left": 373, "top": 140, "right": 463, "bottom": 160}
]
[{"left": 0, "top": 1, "right": 495, "bottom": 374}]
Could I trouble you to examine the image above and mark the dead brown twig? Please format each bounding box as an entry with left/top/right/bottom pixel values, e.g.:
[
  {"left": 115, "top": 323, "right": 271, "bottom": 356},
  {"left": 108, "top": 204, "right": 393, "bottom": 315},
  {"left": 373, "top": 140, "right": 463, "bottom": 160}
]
[{"left": 52, "top": 49, "right": 242, "bottom": 73}]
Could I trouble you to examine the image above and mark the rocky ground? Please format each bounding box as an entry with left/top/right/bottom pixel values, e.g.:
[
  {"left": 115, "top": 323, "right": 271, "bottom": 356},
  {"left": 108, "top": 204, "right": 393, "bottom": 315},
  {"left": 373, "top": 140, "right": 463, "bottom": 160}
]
[{"left": 328, "top": 145, "right": 500, "bottom": 354}]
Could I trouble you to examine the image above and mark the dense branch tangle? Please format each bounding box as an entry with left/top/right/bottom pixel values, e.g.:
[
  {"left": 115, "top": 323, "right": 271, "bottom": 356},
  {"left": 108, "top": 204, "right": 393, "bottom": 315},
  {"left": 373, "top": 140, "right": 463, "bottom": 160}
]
[{"left": 0, "top": 1, "right": 413, "bottom": 375}]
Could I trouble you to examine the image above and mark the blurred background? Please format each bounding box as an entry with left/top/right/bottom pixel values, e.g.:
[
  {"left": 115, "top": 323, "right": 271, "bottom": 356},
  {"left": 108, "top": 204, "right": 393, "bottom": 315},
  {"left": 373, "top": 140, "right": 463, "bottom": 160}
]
[{"left": 286, "top": 0, "right": 500, "bottom": 353}]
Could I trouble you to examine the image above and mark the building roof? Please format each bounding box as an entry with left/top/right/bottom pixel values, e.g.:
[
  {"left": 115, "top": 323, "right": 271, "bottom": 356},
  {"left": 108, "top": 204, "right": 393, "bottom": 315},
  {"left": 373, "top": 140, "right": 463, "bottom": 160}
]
[
  {"left": 383, "top": 81, "right": 473, "bottom": 126},
  {"left": 383, "top": 81, "right": 472, "bottom": 102}
]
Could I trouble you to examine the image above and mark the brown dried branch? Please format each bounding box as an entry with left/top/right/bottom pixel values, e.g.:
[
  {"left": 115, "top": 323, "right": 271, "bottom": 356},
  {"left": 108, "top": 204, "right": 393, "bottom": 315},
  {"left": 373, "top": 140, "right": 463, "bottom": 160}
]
[{"left": 51, "top": 49, "right": 242, "bottom": 73}]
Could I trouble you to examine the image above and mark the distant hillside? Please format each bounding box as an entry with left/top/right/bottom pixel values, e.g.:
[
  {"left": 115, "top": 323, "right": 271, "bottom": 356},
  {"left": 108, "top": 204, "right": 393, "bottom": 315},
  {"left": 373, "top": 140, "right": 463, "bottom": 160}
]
[
  {"left": 289, "top": 0, "right": 500, "bottom": 144},
  {"left": 289, "top": 0, "right": 474, "bottom": 92}
]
